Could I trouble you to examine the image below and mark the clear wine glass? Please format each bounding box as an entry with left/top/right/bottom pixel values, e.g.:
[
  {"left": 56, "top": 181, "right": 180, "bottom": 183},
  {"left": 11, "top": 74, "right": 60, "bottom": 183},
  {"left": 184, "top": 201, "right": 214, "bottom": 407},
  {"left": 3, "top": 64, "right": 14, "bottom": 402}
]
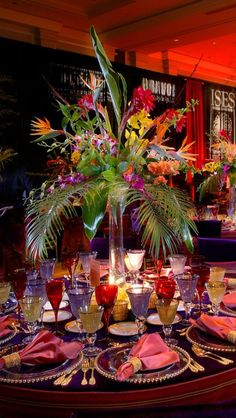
[
  {"left": 175, "top": 272, "right": 198, "bottom": 324},
  {"left": 79, "top": 252, "right": 97, "bottom": 285},
  {"left": 168, "top": 254, "right": 187, "bottom": 275},
  {"left": 126, "top": 284, "right": 152, "bottom": 337},
  {"left": 155, "top": 298, "right": 179, "bottom": 345},
  {"left": 19, "top": 295, "right": 44, "bottom": 343},
  {"left": 46, "top": 278, "right": 65, "bottom": 335},
  {"left": 126, "top": 249, "right": 145, "bottom": 283},
  {"left": 68, "top": 286, "right": 94, "bottom": 340},
  {"left": 24, "top": 279, "right": 48, "bottom": 330},
  {"left": 40, "top": 258, "right": 57, "bottom": 281},
  {"left": 206, "top": 281, "right": 226, "bottom": 315},
  {"left": 79, "top": 304, "right": 104, "bottom": 357}
]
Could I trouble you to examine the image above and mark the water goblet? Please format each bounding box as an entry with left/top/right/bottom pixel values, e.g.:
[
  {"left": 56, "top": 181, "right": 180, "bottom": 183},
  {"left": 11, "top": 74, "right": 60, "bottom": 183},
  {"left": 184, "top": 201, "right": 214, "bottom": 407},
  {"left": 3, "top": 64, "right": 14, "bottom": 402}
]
[
  {"left": 168, "top": 254, "right": 187, "bottom": 275},
  {"left": 40, "top": 258, "right": 57, "bottom": 281},
  {"left": 95, "top": 284, "right": 118, "bottom": 334},
  {"left": 46, "top": 278, "right": 65, "bottom": 335},
  {"left": 79, "top": 252, "right": 97, "bottom": 285},
  {"left": 154, "top": 276, "right": 176, "bottom": 300},
  {"left": 79, "top": 304, "right": 104, "bottom": 357},
  {"left": 0, "top": 282, "right": 11, "bottom": 314},
  {"left": 191, "top": 264, "right": 210, "bottom": 314},
  {"left": 126, "top": 249, "right": 145, "bottom": 283},
  {"left": 126, "top": 285, "right": 152, "bottom": 337},
  {"left": 24, "top": 279, "right": 48, "bottom": 330},
  {"left": 19, "top": 295, "right": 44, "bottom": 343},
  {"left": 206, "top": 281, "right": 226, "bottom": 315},
  {"left": 155, "top": 298, "right": 179, "bottom": 345},
  {"left": 68, "top": 286, "right": 94, "bottom": 340},
  {"left": 175, "top": 272, "right": 199, "bottom": 324}
]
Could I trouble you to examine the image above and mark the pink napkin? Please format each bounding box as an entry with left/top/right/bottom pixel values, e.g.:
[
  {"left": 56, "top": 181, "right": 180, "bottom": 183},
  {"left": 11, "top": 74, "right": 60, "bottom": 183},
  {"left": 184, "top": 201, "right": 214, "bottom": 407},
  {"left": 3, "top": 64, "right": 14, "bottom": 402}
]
[
  {"left": 190, "top": 313, "right": 236, "bottom": 344},
  {"left": 0, "top": 315, "right": 16, "bottom": 338},
  {"left": 116, "top": 333, "right": 180, "bottom": 381},
  {"left": 0, "top": 330, "right": 83, "bottom": 369},
  {"left": 223, "top": 292, "right": 236, "bottom": 308}
]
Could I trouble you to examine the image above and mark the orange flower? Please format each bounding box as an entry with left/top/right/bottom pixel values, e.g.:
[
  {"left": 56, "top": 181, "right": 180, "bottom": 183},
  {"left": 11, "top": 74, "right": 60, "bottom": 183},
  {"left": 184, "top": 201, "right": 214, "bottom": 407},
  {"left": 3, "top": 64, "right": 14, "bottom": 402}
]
[
  {"left": 153, "top": 176, "right": 168, "bottom": 185},
  {"left": 31, "top": 117, "right": 54, "bottom": 136}
]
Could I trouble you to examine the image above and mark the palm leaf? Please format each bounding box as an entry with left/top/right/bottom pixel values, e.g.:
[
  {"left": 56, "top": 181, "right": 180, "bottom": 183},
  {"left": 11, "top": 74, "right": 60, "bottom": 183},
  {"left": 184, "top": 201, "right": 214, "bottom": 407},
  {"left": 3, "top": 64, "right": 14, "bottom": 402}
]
[
  {"left": 197, "top": 174, "right": 221, "bottom": 201},
  {"left": 82, "top": 181, "right": 109, "bottom": 240}
]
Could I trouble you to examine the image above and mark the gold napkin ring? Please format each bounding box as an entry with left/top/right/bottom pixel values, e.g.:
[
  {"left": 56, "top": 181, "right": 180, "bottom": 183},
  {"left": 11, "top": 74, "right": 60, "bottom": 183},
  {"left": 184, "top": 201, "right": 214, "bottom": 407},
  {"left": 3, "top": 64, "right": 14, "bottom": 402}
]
[
  {"left": 128, "top": 356, "right": 142, "bottom": 373},
  {"left": 3, "top": 352, "right": 21, "bottom": 369},
  {"left": 227, "top": 331, "right": 236, "bottom": 344}
]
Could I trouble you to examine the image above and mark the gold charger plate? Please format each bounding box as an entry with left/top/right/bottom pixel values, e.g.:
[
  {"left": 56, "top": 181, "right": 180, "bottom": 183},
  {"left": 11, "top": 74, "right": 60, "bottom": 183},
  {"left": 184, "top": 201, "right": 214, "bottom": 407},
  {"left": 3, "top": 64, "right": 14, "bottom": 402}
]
[
  {"left": 0, "top": 342, "right": 83, "bottom": 384},
  {"left": 95, "top": 342, "right": 190, "bottom": 384},
  {"left": 186, "top": 325, "right": 236, "bottom": 352}
]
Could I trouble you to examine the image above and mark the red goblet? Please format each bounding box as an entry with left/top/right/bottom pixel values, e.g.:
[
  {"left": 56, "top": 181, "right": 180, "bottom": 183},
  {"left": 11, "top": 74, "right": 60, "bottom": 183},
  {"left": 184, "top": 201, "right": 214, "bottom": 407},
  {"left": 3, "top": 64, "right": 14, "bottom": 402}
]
[
  {"left": 9, "top": 268, "right": 27, "bottom": 322},
  {"left": 95, "top": 284, "right": 118, "bottom": 334},
  {"left": 62, "top": 253, "right": 79, "bottom": 288},
  {"left": 154, "top": 276, "right": 176, "bottom": 299},
  {"left": 191, "top": 264, "right": 210, "bottom": 314},
  {"left": 46, "top": 278, "right": 65, "bottom": 335}
]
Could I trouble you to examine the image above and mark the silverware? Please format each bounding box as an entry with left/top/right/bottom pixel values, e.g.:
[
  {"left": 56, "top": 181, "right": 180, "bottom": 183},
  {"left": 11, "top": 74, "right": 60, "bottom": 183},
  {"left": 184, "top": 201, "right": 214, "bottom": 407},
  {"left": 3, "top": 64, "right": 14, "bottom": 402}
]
[
  {"left": 81, "top": 358, "right": 90, "bottom": 385},
  {"left": 88, "top": 357, "right": 96, "bottom": 385},
  {"left": 60, "top": 365, "right": 82, "bottom": 386},
  {"left": 192, "top": 345, "right": 233, "bottom": 365},
  {"left": 189, "top": 357, "right": 205, "bottom": 372}
]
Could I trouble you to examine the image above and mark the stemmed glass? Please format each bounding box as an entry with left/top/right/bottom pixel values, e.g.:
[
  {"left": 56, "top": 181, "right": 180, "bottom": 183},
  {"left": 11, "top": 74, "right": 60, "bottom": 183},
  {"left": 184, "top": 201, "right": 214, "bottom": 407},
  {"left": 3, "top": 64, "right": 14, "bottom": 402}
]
[
  {"left": 0, "top": 282, "right": 11, "bottom": 315},
  {"left": 68, "top": 286, "right": 94, "bottom": 340},
  {"left": 40, "top": 258, "right": 57, "bottom": 281},
  {"left": 9, "top": 268, "right": 27, "bottom": 322},
  {"left": 24, "top": 279, "right": 48, "bottom": 330},
  {"left": 175, "top": 272, "right": 199, "bottom": 324},
  {"left": 79, "top": 252, "right": 97, "bottom": 285},
  {"left": 46, "top": 278, "right": 65, "bottom": 335},
  {"left": 79, "top": 304, "right": 104, "bottom": 357},
  {"left": 62, "top": 253, "right": 79, "bottom": 288},
  {"left": 155, "top": 298, "right": 179, "bottom": 345},
  {"left": 95, "top": 284, "right": 118, "bottom": 334},
  {"left": 19, "top": 295, "right": 44, "bottom": 343},
  {"left": 206, "top": 281, "right": 226, "bottom": 315},
  {"left": 126, "top": 249, "right": 145, "bottom": 283},
  {"left": 209, "top": 267, "right": 226, "bottom": 282},
  {"left": 191, "top": 264, "right": 210, "bottom": 314},
  {"left": 154, "top": 276, "right": 176, "bottom": 300},
  {"left": 168, "top": 254, "right": 187, "bottom": 275},
  {"left": 126, "top": 285, "right": 152, "bottom": 337}
]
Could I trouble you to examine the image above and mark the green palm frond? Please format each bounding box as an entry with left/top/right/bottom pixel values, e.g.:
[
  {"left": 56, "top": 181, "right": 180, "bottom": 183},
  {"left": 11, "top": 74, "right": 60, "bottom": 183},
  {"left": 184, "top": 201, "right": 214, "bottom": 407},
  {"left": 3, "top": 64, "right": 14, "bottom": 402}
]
[
  {"left": 126, "top": 185, "right": 196, "bottom": 259},
  {"left": 0, "top": 148, "right": 17, "bottom": 172},
  {"left": 197, "top": 174, "right": 221, "bottom": 201}
]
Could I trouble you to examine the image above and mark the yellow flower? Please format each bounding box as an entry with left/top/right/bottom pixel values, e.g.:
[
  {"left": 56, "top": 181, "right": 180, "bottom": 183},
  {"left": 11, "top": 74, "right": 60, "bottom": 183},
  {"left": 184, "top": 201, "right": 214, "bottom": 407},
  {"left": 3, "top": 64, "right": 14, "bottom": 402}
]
[
  {"left": 71, "top": 151, "right": 81, "bottom": 165},
  {"left": 203, "top": 161, "right": 221, "bottom": 173},
  {"left": 128, "top": 109, "right": 153, "bottom": 133}
]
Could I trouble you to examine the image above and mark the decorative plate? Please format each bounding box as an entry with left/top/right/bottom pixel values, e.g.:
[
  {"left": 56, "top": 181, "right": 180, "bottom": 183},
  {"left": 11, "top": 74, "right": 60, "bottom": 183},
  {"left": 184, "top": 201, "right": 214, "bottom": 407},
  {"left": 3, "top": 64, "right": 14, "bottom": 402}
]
[
  {"left": 95, "top": 342, "right": 190, "bottom": 384},
  {"left": 108, "top": 322, "right": 146, "bottom": 336},
  {"left": 0, "top": 343, "right": 83, "bottom": 384},
  {"left": 43, "top": 300, "right": 69, "bottom": 311},
  {"left": 146, "top": 313, "right": 182, "bottom": 326},
  {"left": 0, "top": 326, "right": 17, "bottom": 345},
  {"left": 43, "top": 310, "right": 72, "bottom": 323},
  {"left": 65, "top": 319, "right": 103, "bottom": 333},
  {"left": 2, "top": 297, "right": 18, "bottom": 315},
  {"left": 186, "top": 325, "right": 236, "bottom": 352},
  {"left": 219, "top": 303, "right": 236, "bottom": 317}
]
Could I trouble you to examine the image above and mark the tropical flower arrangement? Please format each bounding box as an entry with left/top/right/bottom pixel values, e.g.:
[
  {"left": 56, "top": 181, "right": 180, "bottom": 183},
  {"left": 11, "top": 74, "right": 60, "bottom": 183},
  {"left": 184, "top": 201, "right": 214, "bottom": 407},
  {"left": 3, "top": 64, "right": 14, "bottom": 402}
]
[
  {"left": 26, "top": 27, "right": 198, "bottom": 262},
  {"left": 199, "top": 129, "right": 235, "bottom": 199}
]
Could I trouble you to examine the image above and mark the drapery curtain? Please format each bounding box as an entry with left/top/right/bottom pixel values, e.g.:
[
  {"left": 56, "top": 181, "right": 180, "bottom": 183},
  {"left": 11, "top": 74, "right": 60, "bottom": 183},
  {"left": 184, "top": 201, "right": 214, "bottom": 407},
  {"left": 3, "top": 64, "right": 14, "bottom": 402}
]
[{"left": 186, "top": 79, "right": 205, "bottom": 169}]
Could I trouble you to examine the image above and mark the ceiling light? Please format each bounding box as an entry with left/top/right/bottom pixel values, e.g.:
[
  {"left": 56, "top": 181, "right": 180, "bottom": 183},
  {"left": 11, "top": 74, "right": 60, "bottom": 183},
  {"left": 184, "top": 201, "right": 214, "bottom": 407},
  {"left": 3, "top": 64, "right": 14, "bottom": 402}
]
[{"left": 174, "top": 39, "right": 179, "bottom": 42}]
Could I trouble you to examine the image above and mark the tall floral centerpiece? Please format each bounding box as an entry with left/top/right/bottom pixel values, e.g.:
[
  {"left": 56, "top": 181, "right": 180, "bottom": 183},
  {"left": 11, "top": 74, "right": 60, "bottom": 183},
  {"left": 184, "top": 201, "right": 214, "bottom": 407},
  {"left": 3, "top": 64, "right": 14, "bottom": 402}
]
[
  {"left": 199, "top": 130, "right": 236, "bottom": 218},
  {"left": 26, "top": 27, "right": 198, "bottom": 282}
]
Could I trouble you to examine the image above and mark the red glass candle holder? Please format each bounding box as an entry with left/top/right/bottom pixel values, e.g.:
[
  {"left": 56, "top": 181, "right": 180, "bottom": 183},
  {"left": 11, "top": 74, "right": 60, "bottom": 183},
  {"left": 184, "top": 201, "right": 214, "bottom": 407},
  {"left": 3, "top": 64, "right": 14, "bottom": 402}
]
[
  {"left": 95, "top": 284, "right": 118, "bottom": 334},
  {"left": 154, "top": 276, "right": 176, "bottom": 299}
]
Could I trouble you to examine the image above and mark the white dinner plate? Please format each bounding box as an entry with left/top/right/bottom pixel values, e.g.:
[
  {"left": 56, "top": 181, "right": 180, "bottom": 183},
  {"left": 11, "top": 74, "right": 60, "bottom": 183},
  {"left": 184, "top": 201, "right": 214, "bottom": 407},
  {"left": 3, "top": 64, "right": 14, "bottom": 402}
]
[
  {"left": 43, "top": 310, "right": 72, "bottom": 323},
  {"left": 108, "top": 321, "right": 146, "bottom": 336},
  {"left": 65, "top": 319, "right": 103, "bottom": 333},
  {"left": 146, "top": 312, "right": 182, "bottom": 326},
  {"left": 43, "top": 300, "right": 69, "bottom": 310}
]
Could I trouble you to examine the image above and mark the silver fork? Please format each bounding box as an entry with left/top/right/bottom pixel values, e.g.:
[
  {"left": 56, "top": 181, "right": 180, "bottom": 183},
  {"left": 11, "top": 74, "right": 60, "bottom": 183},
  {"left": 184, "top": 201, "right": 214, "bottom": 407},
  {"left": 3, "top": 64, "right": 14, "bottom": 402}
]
[{"left": 88, "top": 357, "right": 96, "bottom": 385}]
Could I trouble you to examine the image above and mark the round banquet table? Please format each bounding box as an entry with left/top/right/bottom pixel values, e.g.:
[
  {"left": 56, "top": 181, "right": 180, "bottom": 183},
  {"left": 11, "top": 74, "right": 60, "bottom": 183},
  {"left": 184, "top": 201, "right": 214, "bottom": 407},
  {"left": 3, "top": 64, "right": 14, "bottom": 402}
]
[{"left": 0, "top": 305, "right": 236, "bottom": 418}]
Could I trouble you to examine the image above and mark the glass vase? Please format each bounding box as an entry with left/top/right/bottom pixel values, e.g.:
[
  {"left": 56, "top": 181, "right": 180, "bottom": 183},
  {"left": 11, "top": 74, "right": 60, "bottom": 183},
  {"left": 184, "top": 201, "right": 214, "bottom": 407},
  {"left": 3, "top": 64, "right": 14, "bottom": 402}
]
[{"left": 108, "top": 188, "right": 127, "bottom": 285}]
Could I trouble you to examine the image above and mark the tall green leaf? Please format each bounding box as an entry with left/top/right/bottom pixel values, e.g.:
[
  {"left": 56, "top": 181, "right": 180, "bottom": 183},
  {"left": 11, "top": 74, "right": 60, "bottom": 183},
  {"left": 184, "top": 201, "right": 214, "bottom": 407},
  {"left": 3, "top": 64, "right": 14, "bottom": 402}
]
[{"left": 82, "top": 182, "right": 108, "bottom": 240}]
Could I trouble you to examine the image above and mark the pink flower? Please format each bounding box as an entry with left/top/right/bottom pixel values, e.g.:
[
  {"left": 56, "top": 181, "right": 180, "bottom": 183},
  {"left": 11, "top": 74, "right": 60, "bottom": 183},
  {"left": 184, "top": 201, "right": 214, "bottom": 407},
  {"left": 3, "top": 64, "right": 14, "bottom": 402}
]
[
  {"left": 131, "top": 86, "right": 155, "bottom": 114},
  {"left": 176, "top": 115, "right": 187, "bottom": 133},
  {"left": 78, "top": 93, "right": 95, "bottom": 112}
]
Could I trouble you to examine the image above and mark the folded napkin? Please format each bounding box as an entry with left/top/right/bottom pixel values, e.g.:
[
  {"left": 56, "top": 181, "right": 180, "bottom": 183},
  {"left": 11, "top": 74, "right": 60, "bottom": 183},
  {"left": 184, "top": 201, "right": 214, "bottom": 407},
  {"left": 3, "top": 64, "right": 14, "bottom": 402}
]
[
  {"left": 116, "top": 333, "right": 180, "bottom": 381},
  {"left": 0, "top": 315, "right": 16, "bottom": 338},
  {"left": 223, "top": 292, "right": 236, "bottom": 308},
  {"left": 190, "top": 313, "right": 236, "bottom": 344},
  {"left": 0, "top": 329, "right": 83, "bottom": 370}
]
